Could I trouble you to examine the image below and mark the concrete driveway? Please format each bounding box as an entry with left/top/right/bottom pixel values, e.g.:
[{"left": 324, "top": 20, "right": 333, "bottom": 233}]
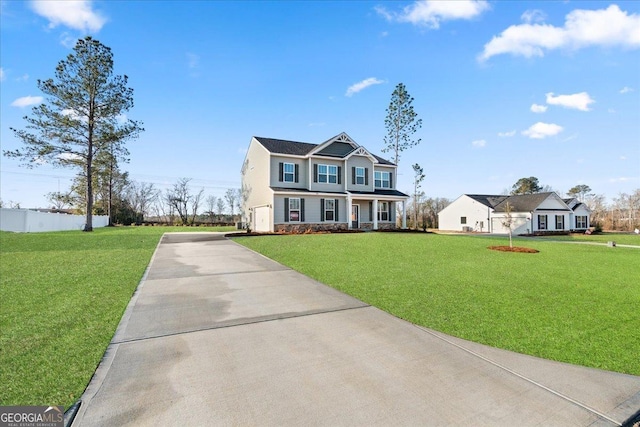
[{"left": 70, "top": 232, "right": 640, "bottom": 426}]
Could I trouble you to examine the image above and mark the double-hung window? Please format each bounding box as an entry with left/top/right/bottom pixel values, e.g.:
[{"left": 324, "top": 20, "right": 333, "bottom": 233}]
[
  {"left": 378, "top": 201, "right": 389, "bottom": 221},
  {"left": 576, "top": 215, "right": 587, "bottom": 228},
  {"left": 283, "top": 163, "right": 295, "bottom": 182},
  {"left": 355, "top": 167, "right": 365, "bottom": 185},
  {"left": 324, "top": 199, "right": 335, "bottom": 221},
  {"left": 538, "top": 215, "right": 547, "bottom": 230},
  {"left": 555, "top": 215, "right": 564, "bottom": 230},
  {"left": 375, "top": 171, "right": 391, "bottom": 188},
  {"left": 318, "top": 165, "right": 338, "bottom": 184},
  {"left": 289, "top": 198, "right": 300, "bottom": 222}
]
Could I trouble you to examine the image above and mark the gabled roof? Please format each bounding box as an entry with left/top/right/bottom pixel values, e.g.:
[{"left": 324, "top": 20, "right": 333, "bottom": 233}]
[
  {"left": 493, "top": 192, "right": 560, "bottom": 212},
  {"left": 465, "top": 192, "right": 571, "bottom": 212},
  {"left": 252, "top": 133, "right": 395, "bottom": 165}
]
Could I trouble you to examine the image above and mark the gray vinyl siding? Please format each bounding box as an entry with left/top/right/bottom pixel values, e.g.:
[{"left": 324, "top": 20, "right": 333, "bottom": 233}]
[
  {"left": 274, "top": 194, "right": 347, "bottom": 224},
  {"left": 270, "top": 155, "right": 307, "bottom": 189},
  {"left": 346, "top": 156, "right": 374, "bottom": 192}
]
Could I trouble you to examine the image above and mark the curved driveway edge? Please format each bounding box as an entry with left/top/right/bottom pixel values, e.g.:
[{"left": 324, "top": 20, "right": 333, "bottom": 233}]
[{"left": 71, "top": 232, "right": 640, "bottom": 426}]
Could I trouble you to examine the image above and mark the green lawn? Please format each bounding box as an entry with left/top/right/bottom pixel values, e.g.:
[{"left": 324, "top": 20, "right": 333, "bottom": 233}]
[
  {"left": 234, "top": 233, "right": 640, "bottom": 376},
  {"left": 533, "top": 232, "right": 640, "bottom": 246},
  {"left": 0, "top": 226, "right": 233, "bottom": 408}
]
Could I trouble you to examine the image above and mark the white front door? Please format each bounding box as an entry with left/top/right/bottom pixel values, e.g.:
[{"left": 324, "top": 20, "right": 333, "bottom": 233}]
[{"left": 351, "top": 205, "right": 359, "bottom": 229}]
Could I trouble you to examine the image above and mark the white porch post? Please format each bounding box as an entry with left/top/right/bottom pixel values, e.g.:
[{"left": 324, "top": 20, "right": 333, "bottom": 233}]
[
  {"left": 373, "top": 198, "right": 378, "bottom": 230},
  {"left": 347, "top": 195, "right": 352, "bottom": 229},
  {"left": 402, "top": 199, "right": 407, "bottom": 229}
]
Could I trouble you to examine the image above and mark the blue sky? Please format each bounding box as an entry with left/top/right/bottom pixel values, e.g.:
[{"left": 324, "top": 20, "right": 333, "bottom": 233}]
[{"left": 1, "top": 0, "right": 639, "bottom": 209}]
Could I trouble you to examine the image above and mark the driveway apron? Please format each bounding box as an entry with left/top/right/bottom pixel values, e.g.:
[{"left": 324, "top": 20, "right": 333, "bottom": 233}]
[{"left": 70, "top": 232, "right": 640, "bottom": 426}]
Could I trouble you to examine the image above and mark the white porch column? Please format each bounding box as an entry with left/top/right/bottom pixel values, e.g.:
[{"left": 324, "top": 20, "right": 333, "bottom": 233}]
[
  {"left": 347, "top": 195, "right": 352, "bottom": 229},
  {"left": 373, "top": 198, "right": 378, "bottom": 230},
  {"left": 402, "top": 200, "right": 407, "bottom": 229}
]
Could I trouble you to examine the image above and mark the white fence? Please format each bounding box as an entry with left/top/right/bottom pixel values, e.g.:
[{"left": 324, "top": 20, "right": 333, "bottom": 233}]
[{"left": 0, "top": 209, "right": 109, "bottom": 233}]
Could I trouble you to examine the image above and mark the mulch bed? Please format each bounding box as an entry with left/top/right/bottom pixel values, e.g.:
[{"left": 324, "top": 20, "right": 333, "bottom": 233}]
[{"left": 488, "top": 246, "right": 539, "bottom": 253}]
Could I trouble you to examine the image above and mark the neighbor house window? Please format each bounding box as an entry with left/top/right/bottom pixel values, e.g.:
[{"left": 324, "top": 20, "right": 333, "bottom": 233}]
[
  {"left": 378, "top": 201, "right": 389, "bottom": 221},
  {"left": 555, "top": 215, "right": 564, "bottom": 230},
  {"left": 461, "top": 217, "right": 467, "bottom": 225},
  {"left": 283, "top": 163, "right": 295, "bottom": 182},
  {"left": 355, "top": 167, "right": 365, "bottom": 185},
  {"left": 318, "top": 164, "right": 338, "bottom": 184},
  {"left": 576, "top": 215, "right": 587, "bottom": 228},
  {"left": 375, "top": 171, "right": 391, "bottom": 188},
  {"left": 289, "top": 198, "right": 300, "bottom": 222},
  {"left": 538, "top": 215, "right": 547, "bottom": 230}
]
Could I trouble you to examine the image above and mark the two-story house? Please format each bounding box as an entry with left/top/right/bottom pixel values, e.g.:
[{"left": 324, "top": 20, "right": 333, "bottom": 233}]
[{"left": 241, "top": 132, "right": 409, "bottom": 233}]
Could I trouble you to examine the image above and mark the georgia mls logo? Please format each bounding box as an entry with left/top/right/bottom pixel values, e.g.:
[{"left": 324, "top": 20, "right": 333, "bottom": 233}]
[{"left": 0, "top": 405, "right": 64, "bottom": 427}]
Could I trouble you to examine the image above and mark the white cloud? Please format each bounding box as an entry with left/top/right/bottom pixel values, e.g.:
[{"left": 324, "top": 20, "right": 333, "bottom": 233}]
[
  {"left": 345, "top": 77, "right": 384, "bottom": 97},
  {"left": 497, "top": 130, "right": 516, "bottom": 137},
  {"left": 530, "top": 103, "right": 547, "bottom": 113},
  {"left": 620, "top": 86, "right": 634, "bottom": 94},
  {"left": 471, "top": 139, "right": 486, "bottom": 148},
  {"left": 561, "top": 133, "right": 578, "bottom": 142},
  {"left": 376, "top": 0, "right": 489, "bottom": 29},
  {"left": 0, "top": 67, "right": 5, "bottom": 82},
  {"left": 15, "top": 74, "right": 29, "bottom": 82},
  {"left": 608, "top": 108, "right": 616, "bottom": 114},
  {"left": 620, "top": 156, "right": 627, "bottom": 160},
  {"left": 546, "top": 92, "right": 595, "bottom": 111},
  {"left": 521, "top": 9, "right": 546, "bottom": 24},
  {"left": 30, "top": 0, "right": 106, "bottom": 32},
  {"left": 522, "top": 122, "right": 563, "bottom": 139},
  {"left": 11, "top": 95, "right": 43, "bottom": 107},
  {"left": 60, "top": 32, "right": 77, "bottom": 48},
  {"left": 479, "top": 5, "right": 640, "bottom": 61},
  {"left": 609, "top": 177, "right": 631, "bottom": 183},
  {"left": 57, "top": 153, "right": 82, "bottom": 162}
]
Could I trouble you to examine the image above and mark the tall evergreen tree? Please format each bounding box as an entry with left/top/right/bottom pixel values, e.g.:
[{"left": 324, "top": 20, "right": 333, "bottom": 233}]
[
  {"left": 511, "top": 177, "right": 542, "bottom": 195},
  {"left": 5, "top": 36, "right": 143, "bottom": 231},
  {"left": 382, "top": 83, "right": 422, "bottom": 166}
]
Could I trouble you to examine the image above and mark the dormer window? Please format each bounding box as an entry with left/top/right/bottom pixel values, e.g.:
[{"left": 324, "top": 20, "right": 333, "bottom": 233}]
[{"left": 355, "top": 167, "right": 365, "bottom": 185}]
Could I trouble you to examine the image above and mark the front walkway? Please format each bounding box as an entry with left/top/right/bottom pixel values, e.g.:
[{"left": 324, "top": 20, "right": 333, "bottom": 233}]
[{"left": 70, "top": 233, "right": 640, "bottom": 426}]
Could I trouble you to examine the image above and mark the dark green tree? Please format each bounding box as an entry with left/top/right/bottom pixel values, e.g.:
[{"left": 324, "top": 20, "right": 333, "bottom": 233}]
[
  {"left": 382, "top": 83, "right": 422, "bottom": 166},
  {"left": 511, "top": 177, "right": 542, "bottom": 195},
  {"left": 5, "top": 36, "right": 143, "bottom": 231}
]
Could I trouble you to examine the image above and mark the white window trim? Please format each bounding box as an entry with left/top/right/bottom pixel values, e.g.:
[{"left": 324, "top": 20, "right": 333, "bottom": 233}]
[
  {"left": 289, "top": 198, "right": 301, "bottom": 222},
  {"left": 378, "top": 201, "right": 389, "bottom": 221},
  {"left": 325, "top": 199, "right": 335, "bottom": 222},
  {"left": 318, "top": 164, "right": 338, "bottom": 184},
  {"left": 355, "top": 167, "right": 365, "bottom": 185},
  {"left": 375, "top": 171, "right": 390, "bottom": 189},
  {"left": 283, "top": 162, "right": 295, "bottom": 183}
]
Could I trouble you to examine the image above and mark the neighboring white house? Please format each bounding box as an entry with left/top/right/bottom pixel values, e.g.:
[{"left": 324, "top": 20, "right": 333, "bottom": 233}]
[
  {"left": 241, "top": 132, "right": 409, "bottom": 233},
  {"left": 438, "top": 192, "right": 591, "bottom": 234}
]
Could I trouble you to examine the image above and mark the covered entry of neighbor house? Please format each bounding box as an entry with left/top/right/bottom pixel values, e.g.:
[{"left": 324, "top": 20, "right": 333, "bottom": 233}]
[{"left": 253, "top": 206, "right": 270, "bottom": 232}]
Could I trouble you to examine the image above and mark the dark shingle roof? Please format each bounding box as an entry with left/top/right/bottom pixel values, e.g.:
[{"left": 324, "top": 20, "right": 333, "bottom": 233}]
[
  {"left": 466, "top": 192, "right": 570, "bottom": 212},
  {"left": 253, "top": 135, "right": 395, "bottom": 165},
  {"left": 493, "top": 192, "right": 569, "bottom": 212},
  {"left": 254, "top": 137, "right": 317, "bottom": 156},
  {"left": 466, "top": 194, "right": 508, "bottom": 208}
]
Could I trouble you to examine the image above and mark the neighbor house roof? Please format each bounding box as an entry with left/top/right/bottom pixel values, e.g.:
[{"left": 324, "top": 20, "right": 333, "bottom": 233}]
[
  {"left": 466, "top": 192, "right": 571, "bottom": 212},
  {"left": 253, "top": 135, "right": 395, "bottom": 165}
]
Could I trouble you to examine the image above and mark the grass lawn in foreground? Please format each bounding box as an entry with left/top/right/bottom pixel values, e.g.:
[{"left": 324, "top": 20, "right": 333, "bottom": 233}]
[
  {"left": 0, "top": 226, "right": 233, "bottom": 409},
  {"left": 234, "top": 232, "right": 639, "bottom": 376}
]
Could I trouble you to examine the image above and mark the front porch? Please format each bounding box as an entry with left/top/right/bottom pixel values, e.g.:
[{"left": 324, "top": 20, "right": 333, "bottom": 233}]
[{"left": 347, "top": 191, "right": 408, "bottom": 231}]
